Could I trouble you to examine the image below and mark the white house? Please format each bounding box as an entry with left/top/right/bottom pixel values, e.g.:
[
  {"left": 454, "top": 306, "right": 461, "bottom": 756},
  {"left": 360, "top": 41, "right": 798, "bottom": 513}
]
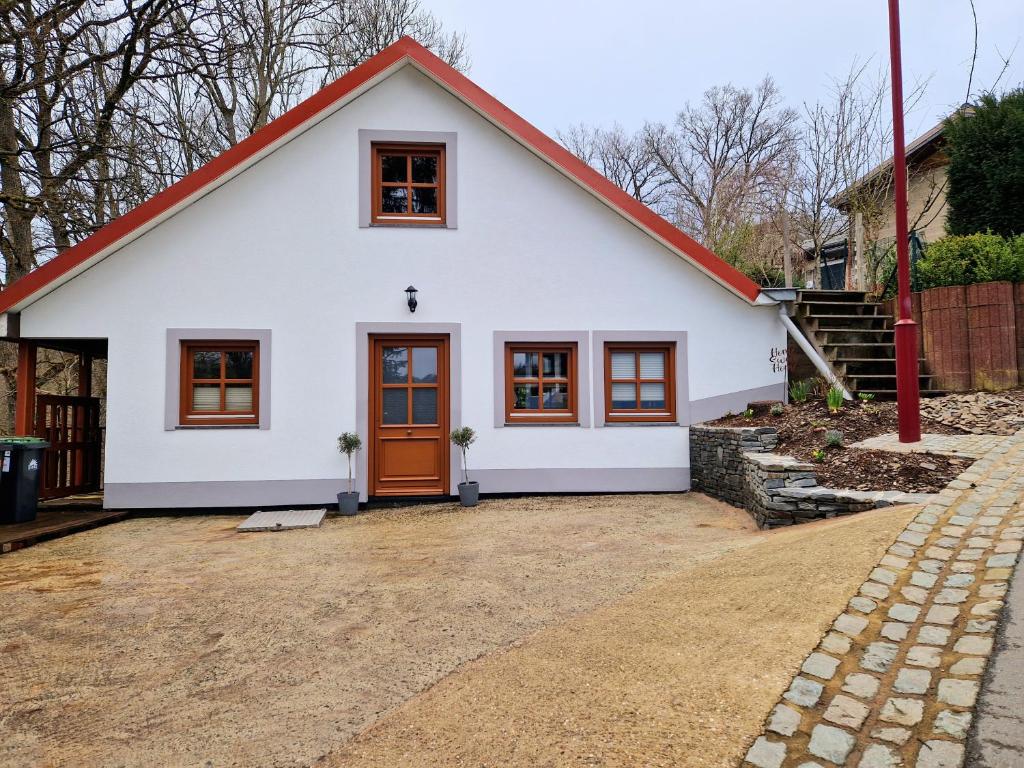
[{"left": 0, "top": 38, "right": 787, "bottom": 509}]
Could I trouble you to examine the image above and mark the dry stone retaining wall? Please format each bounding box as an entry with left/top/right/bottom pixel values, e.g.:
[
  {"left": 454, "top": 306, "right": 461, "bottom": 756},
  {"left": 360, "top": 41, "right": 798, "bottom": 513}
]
[{"left": 691, "top": 426, "right": 928, "bottom": 529}]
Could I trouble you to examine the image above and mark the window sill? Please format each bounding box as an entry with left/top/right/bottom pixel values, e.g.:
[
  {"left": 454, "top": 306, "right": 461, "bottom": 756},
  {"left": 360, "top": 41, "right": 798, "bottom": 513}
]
[
  {"left": 601, "top": 421, "right": 681, "bottom": 428},
  {"left": 369, "top": 221, "right": 448, "bottom": 229},
  {"left": 503, "top": 421, "right": 581, "bottom": 428},
  {"left": 175, "top": 424, "right": 261, "bottom": 430}
]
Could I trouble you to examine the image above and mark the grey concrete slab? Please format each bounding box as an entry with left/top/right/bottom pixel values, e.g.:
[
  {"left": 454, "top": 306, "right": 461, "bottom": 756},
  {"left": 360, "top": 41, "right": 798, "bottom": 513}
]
[
  {"left": 967, "top": 554, "right": 1024, "bottom": 767},
  {"left": 237, "top": 509, "right": 326, "bottom": 532}
]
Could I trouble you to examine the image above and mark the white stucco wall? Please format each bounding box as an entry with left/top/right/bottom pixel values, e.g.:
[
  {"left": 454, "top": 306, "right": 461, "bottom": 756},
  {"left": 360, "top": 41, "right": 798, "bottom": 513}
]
[{"left": 20, "top": 65, "right": 785, "bottom": 506}]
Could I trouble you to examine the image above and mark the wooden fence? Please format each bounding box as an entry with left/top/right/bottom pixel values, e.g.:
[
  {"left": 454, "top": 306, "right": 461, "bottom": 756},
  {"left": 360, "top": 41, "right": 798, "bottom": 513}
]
[{"left": 884, "top": 281, "right": 1024, "bottom": 392}]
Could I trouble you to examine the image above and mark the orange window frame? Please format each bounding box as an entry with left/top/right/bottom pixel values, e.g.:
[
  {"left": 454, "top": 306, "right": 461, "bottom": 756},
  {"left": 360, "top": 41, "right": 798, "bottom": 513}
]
[
  {"left": 180, "top": 341, "right": 260, "bottom": 426},
  {"left": 371, "top": 142, "right": 446, "bottom": 225},
  {"left": 505, "top": 343, "right": 578, "bottom": 423},
  {"left": 604, "top": 343, "right": 676, "bottom": 423}
]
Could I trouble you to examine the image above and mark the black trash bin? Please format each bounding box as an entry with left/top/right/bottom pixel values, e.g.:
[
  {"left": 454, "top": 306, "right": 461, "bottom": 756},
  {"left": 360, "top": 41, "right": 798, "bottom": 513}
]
[{"left": 0, "top": 437, "right": 50, "bottom": 524}]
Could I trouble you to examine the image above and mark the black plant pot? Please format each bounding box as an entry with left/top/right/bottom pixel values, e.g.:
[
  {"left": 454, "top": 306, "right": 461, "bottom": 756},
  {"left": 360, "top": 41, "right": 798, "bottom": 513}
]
[
  {"left": 337, "top": 491, "right": 359, "bottom": 516},
  {"left": 457, "top": 481, "right": 479, "bottom": 507}
]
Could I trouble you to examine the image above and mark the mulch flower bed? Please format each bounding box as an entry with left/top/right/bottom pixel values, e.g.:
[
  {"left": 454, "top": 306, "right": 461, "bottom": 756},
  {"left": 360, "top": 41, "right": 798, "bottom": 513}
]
[{"left": 710, "top": 399, "right": 970, "bottom": 493}]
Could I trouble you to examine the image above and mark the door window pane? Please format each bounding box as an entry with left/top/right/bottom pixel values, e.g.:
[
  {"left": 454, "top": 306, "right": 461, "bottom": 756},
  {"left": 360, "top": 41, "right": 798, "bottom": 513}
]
[
  {"left": 411, "top": 155, "right": 438, "bottom": 183},
  {"left": 610, "top": 352, "right": 636, "bottom": 379},
  {"left": 381, "top": 388, "right": 408, "bottom": 424},
  {"left": 411, "top": 187, "right": 437, "bottom": 214},
  {"left": 193, "top": 351, "right": 220, "bottom": 379},
  {"left": 543, "top": 383, "right": 568, "bottom": 409},
  {"left": 611, "top": 382, "right": 636, "bottom": 409},
  {"left": 412, "top": 388, "right": 438, "bottom": 424},
  {"left": 513, "top": 383, "right": 539, "bottom": 410},
  {"left": 192, "top": 384, "right": 220, "bottom": 411},
  {"left": 380, "top": 155, "right": 406, "bottom": 182},
  {"left": 381, "top": 347, "right": 408, "bottom": 383},
  {"left": 543, "top": 352, "right": 569, "bottom": 378},
  {"left": 225, "top": 385, "right": 253, "bottom": 412},
  {"left": 381, "top": 186, "right": 408, "bottom": 213},
  {"left": 225, "top": 350, "right": 253, "bottom": 379},
  {"left": 512, "top": 352, "right": 538, "bottom": 377},
  {"left": 639, "top": 383, "right": 666, "bottom": 409},
  {"left": 412, "top": 347, "right": 437, "bottom": 383},
  {"left": 639, "top": 352, "right": 666, "bottom": 379}
]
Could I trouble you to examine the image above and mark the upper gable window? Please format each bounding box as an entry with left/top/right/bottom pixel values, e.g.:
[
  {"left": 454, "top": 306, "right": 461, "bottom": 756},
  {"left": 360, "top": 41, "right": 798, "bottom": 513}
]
[{"left": 372, "top": 143, "right": 446, "bottom": 226}]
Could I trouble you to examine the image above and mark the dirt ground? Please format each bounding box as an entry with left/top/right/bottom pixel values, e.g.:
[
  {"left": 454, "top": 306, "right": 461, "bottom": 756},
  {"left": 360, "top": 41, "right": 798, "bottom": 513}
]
[{"left": 0, "top": 495, "right": 914, "bottom": 768}]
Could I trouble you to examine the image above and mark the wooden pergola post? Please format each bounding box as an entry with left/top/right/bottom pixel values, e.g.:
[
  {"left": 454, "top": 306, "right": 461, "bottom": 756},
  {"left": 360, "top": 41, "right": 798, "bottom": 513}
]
[
  {"left": 78, "top": 353, "right": 93, "bottom": 398},
  {"left": 15, "top": 341, "right": 37, "bottom": 435}
]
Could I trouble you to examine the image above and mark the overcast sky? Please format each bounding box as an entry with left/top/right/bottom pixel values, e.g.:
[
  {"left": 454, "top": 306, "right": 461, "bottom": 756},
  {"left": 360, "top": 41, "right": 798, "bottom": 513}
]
[{"left": 422, "top": 0, "right": 1023, "bottom": 141}]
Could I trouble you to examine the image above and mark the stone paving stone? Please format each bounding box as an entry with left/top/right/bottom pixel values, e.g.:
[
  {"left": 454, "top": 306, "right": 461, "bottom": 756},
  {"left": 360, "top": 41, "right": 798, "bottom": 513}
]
[
  {"left": 808, "top": 724, "right": 857, "bottom": 764},
  {"left": 802, "top": 652, "right": 841, "bottom": 680},
  {"left": 835, "top": 613, "right": 869, "bottom": 637},
  {"left": 949, "top": 657, "right": 985, "bottom": 676},
  {"left": 979, "top": 582, "right": 1008, "bottom": 598},
  {"left": 916, "top": 740, "right": 964, "bottom": 768},
  {"left": 849, "top": 596, "right": 878, "bottom": 613},
  {"left": 823, "top": 694, "right": 871, "bottom": 730},
  {"left": 784, "top": 676, "right": 824, "bottom": 707},
  {"left": 871, "top": 727, "right": 912, "bottom": 746},
  {"left": 861, "top": 581, "right": 890, "bottom": 600},
  {"left": 861, "top": 642, "right": 899, "bottom": 673},
  {"left": 893, "top": 668, "right": 932, "bottom": 694},
  {"left": 911, "top": 571, "right": 939, "bottom": 588},
  {"left": 906, "top": 645, "right": 942, "bottom": 668},
  {"left": 900, "top": 585, "right": 929, "bottom": 604},
  {"left": 766, "top": 704, "right": 802, "bottom": 737},
  {"left": 933, "top": 588, "right": 969, "bottom": 604},
  {"left": 821, "top": 632, "right": 852, "bottom": 654},
  {"left": 966, "top": 619, "right": 996, "bottom": 633},
  {"left": 918, "top": 559, "right": 944, "bottom": 574},
  {"left": 988, "top": 553, "right": 1018, "bottom": 567},
  {"left": 888, "top": 603, "right": 921, "bottom": 622},
  {"left": 870, "top": 567, "right": 899, "bottom": 585},
  {"left": 925, "top": 605, "right": 959, "bottom": 625},
  {"left": 879, "top": 697, "right": 925, "bottom": 726},
  {"left": 937, "top": 678, "right": 979, "bottom": 707},
  {"left": 880, "top": 622, "right": 909, "bottom": 642},
  {"left": 858, "top": 743, "right": 900, "bottom": 768},
  {"left": 745, "top": 736, "right": 786, "bottom": 768},
  {"left": 933, "top": 710, "right": 972, "bottom": 739},
  {"left": 954, "top": 635, "right": 993, "bottom": 656},
  {"left": 943, "top": 573, "right": 973, "bottom": 587},
  {"left": 972, "top": 600, "right": 1004, "bottom": 617},
  {"left": 917, "top": 626, "right": 951, "bottom": 646},
  {"left": 880, "top": 554, "right": 909, "bottom": 570},
  {"left": 842, "top": 672, "right": 880, "bottom": 700}
]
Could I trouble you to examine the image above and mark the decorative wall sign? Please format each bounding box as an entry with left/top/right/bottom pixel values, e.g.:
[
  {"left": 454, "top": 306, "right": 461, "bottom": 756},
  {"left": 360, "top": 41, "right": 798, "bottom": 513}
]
[{"left": 770, "top": 346, "right": 788, "bottom": 373}]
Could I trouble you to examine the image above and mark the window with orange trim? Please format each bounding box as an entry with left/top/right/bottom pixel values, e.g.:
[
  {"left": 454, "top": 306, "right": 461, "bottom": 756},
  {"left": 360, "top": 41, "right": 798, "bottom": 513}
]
[
  {"left": 504, "top": 343, "right": 577, "bottom": 423},
  {"left": 604, "top": 343, "right": 676, "bottom": 422},
  {"left": 180, "top": 341, "right": 259, "bottom": 425},
  {"left": 371, "top": 143, "right": 446, "bottom": 225}
]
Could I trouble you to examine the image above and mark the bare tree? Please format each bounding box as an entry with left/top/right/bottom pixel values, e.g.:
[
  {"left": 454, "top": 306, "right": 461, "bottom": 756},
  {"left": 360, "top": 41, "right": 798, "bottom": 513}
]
[
  {"left": 558, "top": 123, "right": 670, "bottom": 208},
  {"left": 645, "top": 77, "right": 799, "bottom": 259}
]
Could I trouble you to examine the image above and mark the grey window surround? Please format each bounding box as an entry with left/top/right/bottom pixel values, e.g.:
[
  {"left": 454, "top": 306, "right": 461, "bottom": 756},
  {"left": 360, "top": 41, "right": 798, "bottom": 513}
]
[
  {"left": 358, "top": 130, "right": 458, "bottom": 229},
  {"left": 165, "top": 328, "right": 272, "bottom": 431},
  {"left": 492, "top": 331, "right": 591, "bottom": 428},
  {"left": 591, "top": 331, "right": 689, "bottom": 427}
]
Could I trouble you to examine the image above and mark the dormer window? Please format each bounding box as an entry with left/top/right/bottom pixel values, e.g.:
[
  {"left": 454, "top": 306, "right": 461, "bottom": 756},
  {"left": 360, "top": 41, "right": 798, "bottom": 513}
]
[{"left": 372, "top": 143, "right": 446, "bottom": 226}]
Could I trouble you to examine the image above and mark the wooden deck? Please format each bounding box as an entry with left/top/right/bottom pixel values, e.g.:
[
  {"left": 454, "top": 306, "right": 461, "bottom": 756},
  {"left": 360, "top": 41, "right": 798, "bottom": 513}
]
[{"left": 1, "top": 497, "right": 126, "bottom": 554}]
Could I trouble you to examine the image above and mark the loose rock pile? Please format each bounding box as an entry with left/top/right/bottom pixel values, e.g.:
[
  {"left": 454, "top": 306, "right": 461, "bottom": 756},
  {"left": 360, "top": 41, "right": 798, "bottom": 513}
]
[{"left": 920, "top": 392, "right": 1024, "bottom": 436}]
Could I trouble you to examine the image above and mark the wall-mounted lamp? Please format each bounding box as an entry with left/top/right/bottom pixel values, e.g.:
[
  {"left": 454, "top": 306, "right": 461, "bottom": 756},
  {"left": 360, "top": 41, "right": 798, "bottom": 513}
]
[{"left": 405, "top": 285, "right": 418, "bottom": 313}]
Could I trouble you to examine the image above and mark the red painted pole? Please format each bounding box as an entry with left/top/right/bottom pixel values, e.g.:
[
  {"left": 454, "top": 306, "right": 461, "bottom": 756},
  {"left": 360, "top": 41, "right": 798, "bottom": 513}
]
[{"left": 887, "top": 0, "right": 921, "bottom": 443}]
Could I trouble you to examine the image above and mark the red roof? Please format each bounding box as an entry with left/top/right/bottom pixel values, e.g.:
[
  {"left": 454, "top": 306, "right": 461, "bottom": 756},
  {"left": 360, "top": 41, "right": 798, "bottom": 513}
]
[{"left": 0, "top": 37, "right": 761, "bottom": 311}]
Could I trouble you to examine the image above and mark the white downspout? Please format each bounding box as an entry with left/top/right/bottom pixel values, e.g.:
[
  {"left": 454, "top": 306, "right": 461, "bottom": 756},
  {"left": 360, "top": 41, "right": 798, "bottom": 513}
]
[{"left": 778, "top": 304, "right": 853, "bottom": 400}]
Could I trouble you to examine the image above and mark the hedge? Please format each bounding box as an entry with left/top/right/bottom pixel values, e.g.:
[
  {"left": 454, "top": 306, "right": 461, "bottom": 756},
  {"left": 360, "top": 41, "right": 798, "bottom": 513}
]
[{"left": 916, "top": 233, "right": 1024, "bottom": 289}]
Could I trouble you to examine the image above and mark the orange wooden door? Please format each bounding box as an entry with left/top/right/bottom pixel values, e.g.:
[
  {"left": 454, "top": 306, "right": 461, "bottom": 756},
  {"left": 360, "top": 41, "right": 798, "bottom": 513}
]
[{"left": 369, "top": 335, "right": 449, "bottom": 497}]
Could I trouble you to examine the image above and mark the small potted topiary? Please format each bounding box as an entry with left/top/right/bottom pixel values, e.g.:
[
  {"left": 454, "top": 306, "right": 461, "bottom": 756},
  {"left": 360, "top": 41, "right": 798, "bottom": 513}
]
[
  {"left": 449, "top": 426, "right": 478, "bottom": 507},
  {"left": 336, "top": 432, "right": 362, "bottom": 516}
]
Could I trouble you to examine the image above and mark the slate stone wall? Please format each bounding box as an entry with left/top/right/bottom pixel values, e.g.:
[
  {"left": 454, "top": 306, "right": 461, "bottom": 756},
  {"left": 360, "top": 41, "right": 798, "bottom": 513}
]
[{"left": 690, "top": 425, "right": 915, "bottom": 528}]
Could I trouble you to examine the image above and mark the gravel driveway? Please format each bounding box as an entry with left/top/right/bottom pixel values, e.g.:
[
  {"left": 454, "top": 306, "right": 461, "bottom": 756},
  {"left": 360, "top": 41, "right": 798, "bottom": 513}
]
[{"left": 0, "top": 494, "right": 760, "bottom": 767}]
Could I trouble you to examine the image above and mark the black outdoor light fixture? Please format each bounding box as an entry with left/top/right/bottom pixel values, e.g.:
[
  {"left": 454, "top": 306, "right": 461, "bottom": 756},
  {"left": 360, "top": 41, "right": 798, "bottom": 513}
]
[{"left": 405, "top": 285, "right": 418, "bottom": 313}]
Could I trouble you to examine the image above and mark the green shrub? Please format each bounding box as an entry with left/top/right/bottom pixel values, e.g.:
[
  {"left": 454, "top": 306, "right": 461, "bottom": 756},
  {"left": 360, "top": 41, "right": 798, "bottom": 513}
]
[
  {"left": 916, "top": 233, "right": 1020, "bottom": 288},
  {"left": 824, "top": 429, "right": 844, "bottom": 448},
  {"left": 789, "top": 379, "right": 810, "bottom": 403},
  {"left": 743, "top": 407, "right": 754, "bottom": 419},
  {"left": 811, "top": 448, "right": 826, "bottom": 463},
  {"left": 770, "top": 402, "right": 784, "bottom": 416}
]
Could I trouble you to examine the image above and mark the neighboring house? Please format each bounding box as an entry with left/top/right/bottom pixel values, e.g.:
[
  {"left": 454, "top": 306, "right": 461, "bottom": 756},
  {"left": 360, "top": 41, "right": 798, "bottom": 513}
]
[
  {"left": 0, "top": 38, "right": 787, "bottom": 509},
  {"left": 802, "top": 116, "right": 956, "bottom": 290}
]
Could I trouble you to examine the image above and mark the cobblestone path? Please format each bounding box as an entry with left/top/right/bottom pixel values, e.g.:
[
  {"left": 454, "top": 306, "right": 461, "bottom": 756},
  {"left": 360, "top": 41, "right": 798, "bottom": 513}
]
[
  {"left": 743, "top": 431, "right": 1024, "bottom": 768},
  {"left": 850, "top": 433, "right": 1010, "bottom": 460}
]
